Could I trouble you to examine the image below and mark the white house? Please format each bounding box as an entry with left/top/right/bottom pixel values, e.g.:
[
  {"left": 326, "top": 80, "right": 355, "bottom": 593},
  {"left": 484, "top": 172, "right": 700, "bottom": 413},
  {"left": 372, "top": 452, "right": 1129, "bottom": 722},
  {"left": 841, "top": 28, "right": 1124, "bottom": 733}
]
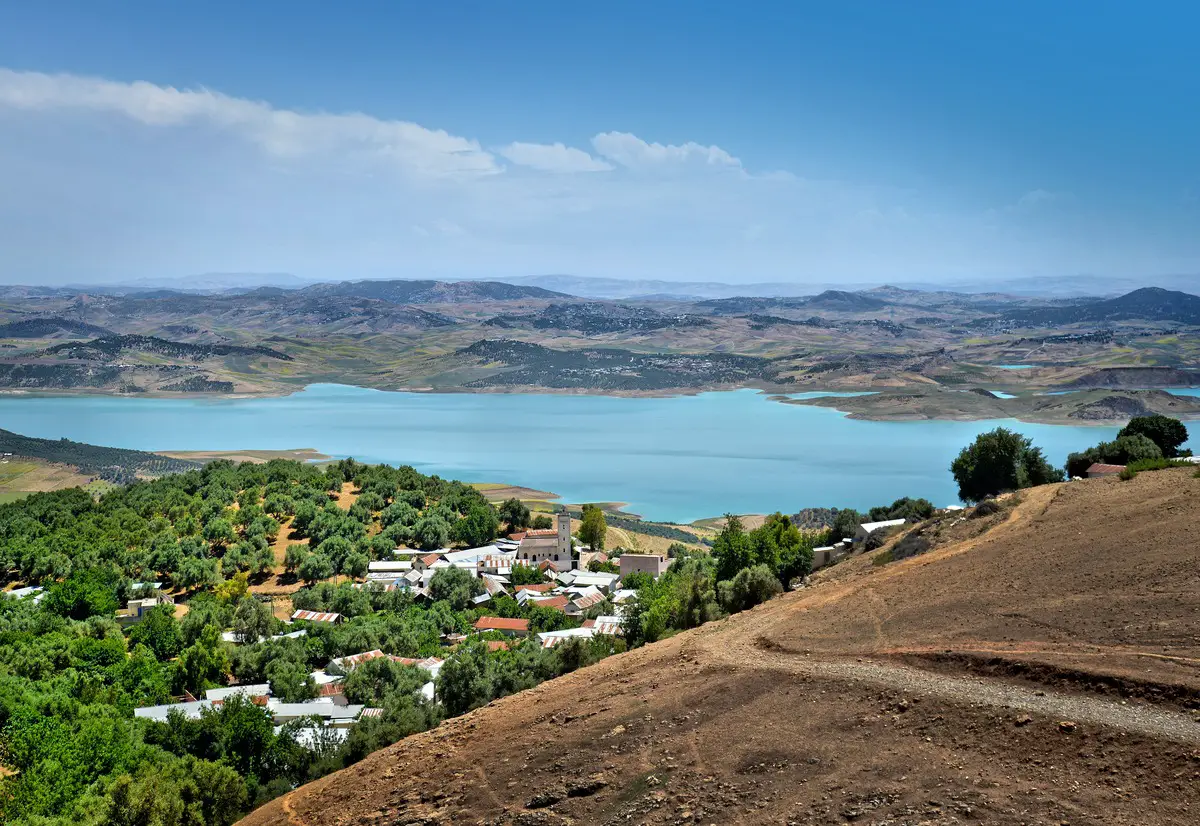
[{"left": 854, "top": 518, "right": 907, "bottom": 543}]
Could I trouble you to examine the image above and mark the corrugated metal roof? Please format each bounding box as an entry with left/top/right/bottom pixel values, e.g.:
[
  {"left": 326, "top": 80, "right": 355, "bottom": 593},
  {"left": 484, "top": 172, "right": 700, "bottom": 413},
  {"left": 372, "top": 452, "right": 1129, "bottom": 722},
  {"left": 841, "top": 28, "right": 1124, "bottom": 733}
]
[{"left": 292, "top": 610, "right": 343, "bottom": 623}]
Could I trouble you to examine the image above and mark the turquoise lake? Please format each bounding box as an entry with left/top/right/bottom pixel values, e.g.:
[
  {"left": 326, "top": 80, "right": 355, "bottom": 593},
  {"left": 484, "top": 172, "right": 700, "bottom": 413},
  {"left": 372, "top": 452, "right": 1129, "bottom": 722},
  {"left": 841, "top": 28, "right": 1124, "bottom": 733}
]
[{"left": 3, "top": 384, "right": 1188, "bottom": 522}]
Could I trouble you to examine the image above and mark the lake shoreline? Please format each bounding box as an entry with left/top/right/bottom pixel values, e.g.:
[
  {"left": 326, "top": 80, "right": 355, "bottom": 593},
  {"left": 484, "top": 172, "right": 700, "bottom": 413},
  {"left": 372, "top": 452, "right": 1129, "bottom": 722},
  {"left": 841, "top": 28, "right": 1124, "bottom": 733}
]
[{"left": 3, "top": 381, "right": 1199, "bottom": 425}]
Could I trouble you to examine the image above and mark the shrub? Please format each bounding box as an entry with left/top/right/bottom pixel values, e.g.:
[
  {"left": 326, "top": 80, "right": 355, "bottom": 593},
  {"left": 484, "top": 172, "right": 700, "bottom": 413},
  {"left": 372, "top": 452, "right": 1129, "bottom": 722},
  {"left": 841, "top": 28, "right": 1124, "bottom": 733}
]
[
  {"left": 970, "top": 498, "right": 1003, "bottom": 519},
  {"left": 717, "top": 564, "right": 782, "bottom": 613},
  {"left": 1126, "top": 457, "right": 1190, "bottom": 473},
  {"left": 1118, "top": 467, "right": 1137, "bottom": 481}
]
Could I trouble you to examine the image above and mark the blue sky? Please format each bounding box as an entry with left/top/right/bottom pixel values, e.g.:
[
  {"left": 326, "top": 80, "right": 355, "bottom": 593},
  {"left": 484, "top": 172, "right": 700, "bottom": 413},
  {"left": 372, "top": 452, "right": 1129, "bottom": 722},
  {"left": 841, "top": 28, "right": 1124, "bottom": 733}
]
[{"left": 0, "top": 1, "right": 1196, "bottom": 285}]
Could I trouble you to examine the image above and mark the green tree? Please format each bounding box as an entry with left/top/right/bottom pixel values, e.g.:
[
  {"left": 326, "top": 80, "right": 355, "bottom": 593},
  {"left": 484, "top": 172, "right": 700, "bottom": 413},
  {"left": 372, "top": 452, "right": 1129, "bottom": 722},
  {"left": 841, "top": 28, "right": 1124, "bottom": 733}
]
[
  {"left": 950, "top": 427, "right": 1064, "bottom": 503},
  {"left": 436, "top": 639, "right": 494, "bottom": 716},
  {"left": 44, "top": 568, "right": 119, "bottom": 620},
  {"left": 265, "top": 658, "right": 316, "bottom": 703},
  {"left": 1066, "top": 433, "right": 1163, "bottom": 477},
  {"left": 711, "top": 514, "right": 754, "bottom": 582},
  {"left": 174, "top": 624, "right": 230, "bottom": 694},
  {"left": 1118, "top": 414, "right": 1189, "bottom": 458},
  {"left": 128, "top": 604, "right": 184, "bottom": 661},
  {"left": 453, "top": 503, "right": 499, "bottom": 548},
  {"left": 413, "top": 515, "right": 451, "bottom": 551},
  {"left": 203, "top": 517, "right": 236, "bottom": 549},
  {"left": 508, "top": 563, "right": 545, "bottom": 586},
  {"left": 283, "top": 543, "right": 309, "bottom": 574},
  {"left": 829, "top": 509, "right": 863, "bottom": 542},
  {"left": 579, "top": 504, "right": 605, "bottom": 552},
  {"left": 231, "top": 597, "right": 273, "bottom": 644},
  {"left": 498, "top": 497, "right": 531, "bottom": 532},
  {"left": 297, "top": 551, "right": 333, "bottom": 585},
  {"left": 342, "top": 550, "right": 370, "bottom": 579},
  {"left": 428, "top": 566, "right": 483, "bottom": 611}
]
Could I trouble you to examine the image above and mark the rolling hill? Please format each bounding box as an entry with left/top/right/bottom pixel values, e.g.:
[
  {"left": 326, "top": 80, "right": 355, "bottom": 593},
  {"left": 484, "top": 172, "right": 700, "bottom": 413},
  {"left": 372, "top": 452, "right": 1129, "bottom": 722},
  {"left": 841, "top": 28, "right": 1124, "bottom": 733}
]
[
  {"left": 240, "top": 468, "right": 1200, "bottom": 826},
  {"left": 1003, "top": 286, "right": 1200, "bottom": 326},
  {"left": 295, "top": 279, "right": 569, "bottom": 304}
]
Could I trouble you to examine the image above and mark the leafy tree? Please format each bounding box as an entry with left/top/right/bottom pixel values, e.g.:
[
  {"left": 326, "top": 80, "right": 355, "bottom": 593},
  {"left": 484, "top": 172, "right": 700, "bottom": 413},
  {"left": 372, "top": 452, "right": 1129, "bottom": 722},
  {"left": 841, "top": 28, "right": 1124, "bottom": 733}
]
[
  {"left": 342, "top": 658, "right": 427, "bottom": 705},
  {"left": 297, "top": 551, "right": 334, "bottom": 586},
  {"left": 530, "top": 514, "right": 553, "bottom": 530},
  {"left": 712, "top": 514, "right": 754, "bottom": 582},
  {"left": 128, "top": 604, "right": 184, "bottom": 660},
  {"left": 579, "top": 504, "right": 605, "bottom": 552},
  {"left": 436, "top": 639, "right": 494, "bottom": 715},
  {"left": 44, "top": 567, "right": 119, "bottom": 620},
  {"left": 1065, "top": 433, "right": 1163, "bottom": 477},
  {"left": 175, "top": 555, "right": 220, "bottom": 591},
  {"left": 587, "top": 558, "right": 620, "bottom": 574},
  {"left": 428, "top": 566, "right": 483, "bottom": 611},
  {"left": 342, "top": 550, "right": 370, "bottom": 579},
  {"left": 203, "top": 517, "right": 236, "bottom": 549},
  {"left": 950, "top": 427, "right": 1064, "bottom": 503},
  {"left": 508, "top": 563, "right": 545, "bottom": 586},
  {"left": 214, "top": 571, "right": 250, "bottom": 604},
  {"left": 498, "top": 497, "right": 531, "bottom": 532},
  {"left": 867, "top": 497, "right": 934, "bottom": 522},
  {"left": 283, "top": 543, "right": 309, "bottom": 574},
  {"left": 453, "top": 503, "right": 499, "bottom": 548},
  {"left": 1118, "top": 414, "right": 1189, "bottom": 458},
  {"left": 232, "top": 596, "right": 273, "bottom": 644},
  {"left": 173, "top": 624, "right": 231, "bottom": 694},
  {"left": 829, "top": 509, "right": 863, "bottom": 542},
  {"left": 265, "top": 658, "right": 316, "bottom": 703},
  {"left": 412, "top": 515, "right": 451, "bottom": 551}
]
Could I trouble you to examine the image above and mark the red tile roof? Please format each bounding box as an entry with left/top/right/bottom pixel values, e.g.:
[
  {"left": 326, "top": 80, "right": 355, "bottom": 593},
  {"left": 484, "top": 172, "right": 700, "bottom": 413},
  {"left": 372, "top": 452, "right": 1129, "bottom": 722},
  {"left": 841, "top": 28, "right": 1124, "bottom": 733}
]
[
  {"left": 1086, "top": 463, "right": 1126, "bottom": 474},
  {"left": 531, "top": 595, "right": 569, "bottom": 612},
  {"left": 514, "top": 583, "right": 553, "bottom": 593},
  {"left": 523, "top": 529, "right": 558, "bottom": 537},
  {"left": 420, "top": 553, "right": 441, "bottom": 567},
  {"left": 508, "top": 532, "right": 527, "bottom": 541},
  {"left": 485, "top": 640, "right": 512, "bottom": 652},
  {"left": 474, "top": 616, "right": 530, "bottom": 632}
]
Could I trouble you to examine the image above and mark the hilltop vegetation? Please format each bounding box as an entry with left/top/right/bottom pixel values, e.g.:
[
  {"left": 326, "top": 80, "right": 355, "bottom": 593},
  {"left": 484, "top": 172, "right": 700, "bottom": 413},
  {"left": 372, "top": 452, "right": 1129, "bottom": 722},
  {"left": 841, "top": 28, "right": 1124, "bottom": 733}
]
[
  {"left": 44, "top": 335, "right": 292, "bottom": 362},
  {"left": 0, "top": 429, "right": 199, "bottom": 483}
]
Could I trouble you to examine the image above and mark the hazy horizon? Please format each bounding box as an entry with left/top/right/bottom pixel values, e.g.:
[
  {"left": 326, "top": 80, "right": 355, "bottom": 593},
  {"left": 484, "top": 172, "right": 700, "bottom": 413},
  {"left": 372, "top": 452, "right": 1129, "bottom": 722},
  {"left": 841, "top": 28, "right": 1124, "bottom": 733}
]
[{"left": 1, "top": 3, "right": 1197, "bottom": 286}]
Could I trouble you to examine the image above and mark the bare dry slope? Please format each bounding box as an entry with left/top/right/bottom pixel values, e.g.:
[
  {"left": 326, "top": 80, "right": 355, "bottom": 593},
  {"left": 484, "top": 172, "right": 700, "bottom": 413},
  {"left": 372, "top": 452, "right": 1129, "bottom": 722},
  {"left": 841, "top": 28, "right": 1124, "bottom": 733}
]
[{"left": 242, "top": 469, "right": 1200, "bottom": 826}]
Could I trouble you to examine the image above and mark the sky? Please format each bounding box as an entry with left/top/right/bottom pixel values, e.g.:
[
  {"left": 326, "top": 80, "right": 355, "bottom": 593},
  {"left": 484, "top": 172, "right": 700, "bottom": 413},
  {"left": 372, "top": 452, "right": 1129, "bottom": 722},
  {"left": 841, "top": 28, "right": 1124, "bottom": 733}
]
[{"left": 0, "top": 1, "right": 1197, "bottom": 286}]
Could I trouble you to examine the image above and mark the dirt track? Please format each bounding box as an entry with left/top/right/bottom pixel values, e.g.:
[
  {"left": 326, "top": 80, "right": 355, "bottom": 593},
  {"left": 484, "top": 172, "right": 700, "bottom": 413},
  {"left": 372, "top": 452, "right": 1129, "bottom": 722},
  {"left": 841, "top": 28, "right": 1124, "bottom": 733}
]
[{"left": 241, "top": 469, "right": 1200, "bottom": 826}]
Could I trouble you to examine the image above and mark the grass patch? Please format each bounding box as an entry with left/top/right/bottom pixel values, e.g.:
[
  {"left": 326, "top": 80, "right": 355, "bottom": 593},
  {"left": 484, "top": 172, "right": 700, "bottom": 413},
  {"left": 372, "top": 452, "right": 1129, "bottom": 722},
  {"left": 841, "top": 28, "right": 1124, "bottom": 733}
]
[{"left": 872, "top": 549, "right": 893, "bottom": 567}]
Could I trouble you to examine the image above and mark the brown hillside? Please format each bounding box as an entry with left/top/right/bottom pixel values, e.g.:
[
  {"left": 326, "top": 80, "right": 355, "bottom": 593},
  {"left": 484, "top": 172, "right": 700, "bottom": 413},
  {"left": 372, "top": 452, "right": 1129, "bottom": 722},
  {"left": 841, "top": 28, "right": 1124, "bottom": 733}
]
[{"left": 241, "top": 469, "right": 1200, "bottom": 826}]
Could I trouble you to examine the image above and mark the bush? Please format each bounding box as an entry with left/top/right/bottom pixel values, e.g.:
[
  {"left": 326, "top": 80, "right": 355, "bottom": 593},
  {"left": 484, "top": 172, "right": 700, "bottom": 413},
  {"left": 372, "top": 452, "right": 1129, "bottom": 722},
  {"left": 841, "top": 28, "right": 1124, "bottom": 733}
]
[
  {"left": 1126, "top": 457, "right": 1190, "bottom": 473},
  {"left": 717, "top": 564, "right": 782, "bottom": 613},
  {"left": 1118, "top": 467, "right": 1137, "bottom": 481},
  {"left": 970, "top": 498, "right": 1003, "bottom": 518},
  {"left": 1117, "top": 414, "right": 1189, "bottom": 458}
]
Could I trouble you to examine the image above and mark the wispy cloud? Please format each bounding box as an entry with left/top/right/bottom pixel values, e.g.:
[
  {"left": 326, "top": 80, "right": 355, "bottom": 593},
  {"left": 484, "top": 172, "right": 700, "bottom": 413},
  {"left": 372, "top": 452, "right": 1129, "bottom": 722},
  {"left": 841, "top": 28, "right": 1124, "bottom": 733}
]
[
  {"left": 591, "top": 131, "right": 742, "bottom": 170},
  {"left": 0, "top": 68, "right": 1179, "bottom": 283},
  {"left": 0, "top": 68, "right": 500, "bottom": 177},
  {"left": 497, "top": 141, "right": 612, "bottom": 173}
]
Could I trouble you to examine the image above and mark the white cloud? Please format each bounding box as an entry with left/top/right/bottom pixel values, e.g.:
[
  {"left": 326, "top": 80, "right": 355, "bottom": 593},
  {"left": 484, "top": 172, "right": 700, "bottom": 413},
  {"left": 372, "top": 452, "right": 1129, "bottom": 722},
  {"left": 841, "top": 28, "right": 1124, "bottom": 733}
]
[
  {"left": 0, "top": 68, "right": 1179, "bottom": 283},
  {"left": 0, "top": 68, "right": 499, "bottom": 177},
  {"left": 497, "top": 141, "right": 612, "bottom": 173},
  {"left": 591, "top": 131, "right": 742, "bottom": 170}
]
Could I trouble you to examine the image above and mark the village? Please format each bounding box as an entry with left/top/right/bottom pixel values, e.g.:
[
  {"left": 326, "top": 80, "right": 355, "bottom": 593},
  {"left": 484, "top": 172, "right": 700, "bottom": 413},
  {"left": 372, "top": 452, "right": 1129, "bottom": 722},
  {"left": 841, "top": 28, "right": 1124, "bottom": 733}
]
[
  {"left": 120, "top": 509, "right": 670, "bottom": 743},
  {"left": 112, "top": 506, "right": 917, "bottom": 748}
]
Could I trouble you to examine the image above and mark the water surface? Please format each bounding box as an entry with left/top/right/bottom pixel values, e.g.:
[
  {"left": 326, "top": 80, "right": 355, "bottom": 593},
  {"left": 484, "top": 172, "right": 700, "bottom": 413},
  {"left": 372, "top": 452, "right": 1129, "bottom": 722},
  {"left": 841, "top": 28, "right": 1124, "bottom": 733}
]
[{"left": 0, "top": 385, "right": 1169, "bottom": 522}]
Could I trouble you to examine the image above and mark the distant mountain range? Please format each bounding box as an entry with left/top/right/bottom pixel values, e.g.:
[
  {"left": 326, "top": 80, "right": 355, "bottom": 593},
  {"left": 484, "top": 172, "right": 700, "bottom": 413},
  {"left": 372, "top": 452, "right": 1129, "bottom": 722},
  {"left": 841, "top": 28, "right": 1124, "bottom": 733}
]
[{"left": 1001, "top": 287, "right": 1200, "bottom": 326}]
